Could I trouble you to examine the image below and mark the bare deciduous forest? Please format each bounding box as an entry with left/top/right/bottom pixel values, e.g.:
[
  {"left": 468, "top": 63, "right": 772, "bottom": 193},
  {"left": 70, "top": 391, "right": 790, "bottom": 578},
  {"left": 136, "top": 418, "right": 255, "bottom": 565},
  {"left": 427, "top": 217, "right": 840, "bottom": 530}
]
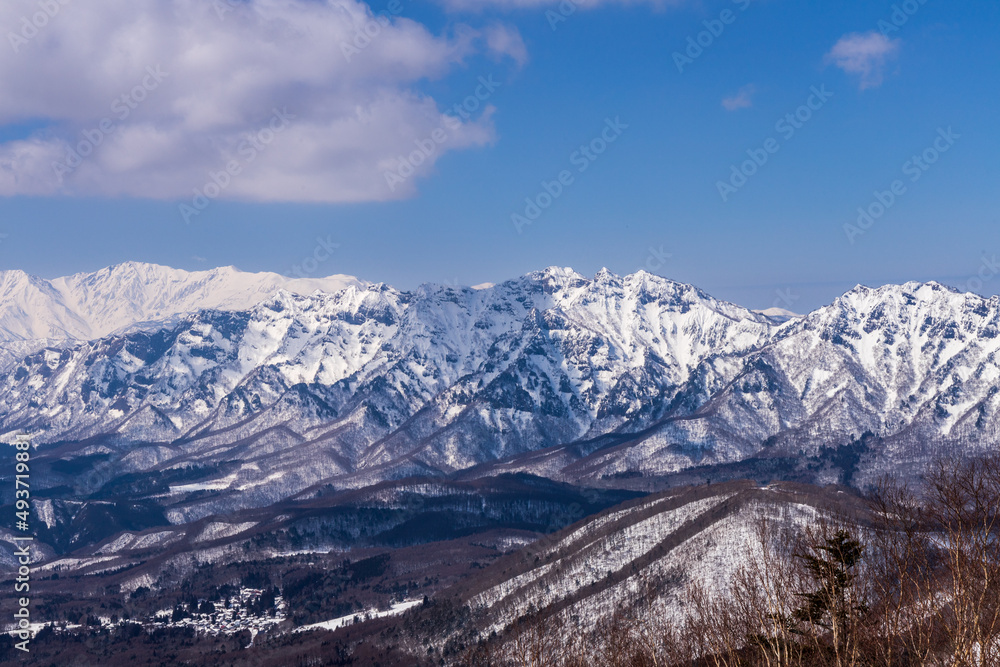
[
  {"left": 5, "top": 456, "right": 999, "bottom": 667},
  {"left": 462, "top": 456, "right": 1000, "bottom": 667}
]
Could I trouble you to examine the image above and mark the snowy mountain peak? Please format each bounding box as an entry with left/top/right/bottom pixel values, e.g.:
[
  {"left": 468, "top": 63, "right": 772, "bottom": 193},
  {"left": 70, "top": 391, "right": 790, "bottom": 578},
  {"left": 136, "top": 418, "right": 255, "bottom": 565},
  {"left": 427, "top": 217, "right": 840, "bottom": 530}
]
[
  {"left": 0, "top": 268, "right": 32, "bottom": 286},
  {"left": 754, "top": 307, "right": 802, "bottom": 324},
  {"left": 843, "top": 280, "right": 959, "bottom": 300},
  {"left": 529, "top": 266, "right": 589, "bottom": 289},
  {"left": 830, "top": 281, "right": 988, "bottom": 321},
  {"left": 0, "top": 262, "right": 366, "bottom": 346},
  {"left": 594, "top": 266, "right": 617, "bottom": 282}
]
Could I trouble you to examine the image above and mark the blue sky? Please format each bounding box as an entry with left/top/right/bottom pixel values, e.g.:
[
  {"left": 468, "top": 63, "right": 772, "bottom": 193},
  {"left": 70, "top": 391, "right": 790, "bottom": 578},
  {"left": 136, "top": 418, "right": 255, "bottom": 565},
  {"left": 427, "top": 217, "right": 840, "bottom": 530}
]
[{"left": 0, "top": 0, "right": 997, "bottom": 311}]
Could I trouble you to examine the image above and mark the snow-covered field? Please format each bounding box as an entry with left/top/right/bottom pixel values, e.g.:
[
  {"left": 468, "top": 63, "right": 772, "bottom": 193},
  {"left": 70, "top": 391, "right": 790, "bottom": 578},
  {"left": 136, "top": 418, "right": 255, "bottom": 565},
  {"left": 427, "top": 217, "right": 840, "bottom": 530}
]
[{"left": 293, "top": 599, "right": 423, "bottom": 634}]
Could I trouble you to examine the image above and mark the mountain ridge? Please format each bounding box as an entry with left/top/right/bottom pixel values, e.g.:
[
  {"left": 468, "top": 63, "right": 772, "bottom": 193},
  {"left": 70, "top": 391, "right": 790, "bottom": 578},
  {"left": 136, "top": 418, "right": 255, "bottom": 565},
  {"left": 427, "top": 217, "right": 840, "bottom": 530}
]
[
  {"left": 0, "top": 261, "right": 365, "bottom": 345},
  {"left": 2, "top": 266, "right": 998, "bottom": 528}
]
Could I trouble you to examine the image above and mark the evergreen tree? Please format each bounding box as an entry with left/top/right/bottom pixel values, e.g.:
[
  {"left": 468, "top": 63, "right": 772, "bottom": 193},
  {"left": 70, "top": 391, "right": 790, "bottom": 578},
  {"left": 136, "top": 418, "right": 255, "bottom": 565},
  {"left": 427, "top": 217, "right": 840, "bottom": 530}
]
[{"left": 791, "top": 529, "right": 867, "bottom": 664}]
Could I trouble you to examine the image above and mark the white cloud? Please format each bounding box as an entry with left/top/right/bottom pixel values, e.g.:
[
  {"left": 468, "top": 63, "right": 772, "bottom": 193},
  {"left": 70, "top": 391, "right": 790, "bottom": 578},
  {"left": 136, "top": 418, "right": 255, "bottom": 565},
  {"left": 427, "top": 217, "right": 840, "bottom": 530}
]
[
  {"left": 722, "top": 84, "right": 756, "bottom": 111},
  {"left": 484, "top": 23, "right": 529, "bottom": 67},
  {"left": 0, "top": 0, "right": 524, "bottom": 203},
  {"left": 825, "top": 31, "right": 901, "bottom": 90}
]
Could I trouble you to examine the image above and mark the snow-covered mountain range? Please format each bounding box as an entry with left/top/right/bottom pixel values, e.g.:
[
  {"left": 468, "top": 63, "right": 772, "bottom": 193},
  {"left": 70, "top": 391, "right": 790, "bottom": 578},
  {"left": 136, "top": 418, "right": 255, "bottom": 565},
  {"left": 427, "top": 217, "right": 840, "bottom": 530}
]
[
  {"left": 1, "top": 264, "right": 998, "bottom": 520},
  {"left": 0, "top": 261, "right": 362, "bottom": 349}
]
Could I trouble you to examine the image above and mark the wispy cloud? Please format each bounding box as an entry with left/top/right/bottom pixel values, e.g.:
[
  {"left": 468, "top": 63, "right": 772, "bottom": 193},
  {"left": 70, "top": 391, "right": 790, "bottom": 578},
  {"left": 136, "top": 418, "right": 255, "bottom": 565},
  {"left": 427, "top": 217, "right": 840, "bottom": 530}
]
[
  {"left": 484, "top": 23, "right": 529, "bottom": 67},
  {"left": 722, "top": 84, "right": 756, "bottom": 111},
  {"left": 0, "top": 0, "right": 524, "bottom": 203},
  {"left": 825, "top": 31, "right": 901, "bottom": 90}
]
